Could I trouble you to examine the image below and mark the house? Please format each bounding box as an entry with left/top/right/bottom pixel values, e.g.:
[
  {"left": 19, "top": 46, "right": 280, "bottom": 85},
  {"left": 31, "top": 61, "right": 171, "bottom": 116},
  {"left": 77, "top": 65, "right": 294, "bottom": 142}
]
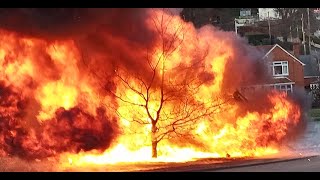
[
  {"left": 242, "top": 43, "right": 305, "bottom": 94},
  {"left": 233, "top": 9, "right": 290, "bottom": 43},
  {"left": 240, "top": 8, "right": 252, "bottom": 17},
  {"left": 300, "top": 53, "right": 320, "bottom": 107},
  {"left": 314, "top": 8, "right": 320, "bottom": 20},
  {"left": 235, "top": 8, "right": 258, "bottom": 34},
  {"left": 258, "top": 8, "right": 281, "bottom": 21},
  {"left": 300, "top": 55, "right": 320, "bottom": 91}
]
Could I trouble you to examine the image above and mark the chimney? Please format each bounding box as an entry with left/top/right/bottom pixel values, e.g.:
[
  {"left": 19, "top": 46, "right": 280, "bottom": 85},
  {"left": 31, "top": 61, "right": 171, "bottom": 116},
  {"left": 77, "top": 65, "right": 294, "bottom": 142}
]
[{"left": 293, "top": 42, "right": 301, "bottom": 57}]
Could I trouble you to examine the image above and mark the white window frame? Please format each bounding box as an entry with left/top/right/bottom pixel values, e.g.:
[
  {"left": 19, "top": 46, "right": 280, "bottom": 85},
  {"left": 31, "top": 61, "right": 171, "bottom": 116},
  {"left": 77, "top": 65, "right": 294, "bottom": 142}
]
[
  {"left": 310, "top": 83, "right": 320, "bottom": 90},
  {"left": 273, "top": 83, "right": 293, "bottom": 94},
  {"left": 240, "top": 83, "right": 293, "bottom": 95},
  {"left": 272, "top": 61, "right": 289, "bottom": 76}
]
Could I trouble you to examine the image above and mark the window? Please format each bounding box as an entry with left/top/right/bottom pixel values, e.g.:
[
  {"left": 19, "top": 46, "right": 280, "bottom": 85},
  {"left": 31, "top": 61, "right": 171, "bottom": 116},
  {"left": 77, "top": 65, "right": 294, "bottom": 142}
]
[
  {"left": 311, "top": 83, "right": 320, "bottom": 90},
  {"left": 274, "top": 84, "right": 293, "bottom": 94},
  {"left": 240, "top": 84, "right": 293, "bottom": 95},
  {"left": 272, "top": 61, "right": 288, "bottom": 76},
  {"left": 240, "top": 9, "right": 251, "bottom": 17}
]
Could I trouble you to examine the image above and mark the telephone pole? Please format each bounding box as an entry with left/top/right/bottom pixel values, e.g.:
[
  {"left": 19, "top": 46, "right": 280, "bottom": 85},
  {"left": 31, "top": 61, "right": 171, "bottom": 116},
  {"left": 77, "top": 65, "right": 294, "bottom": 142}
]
[
  {"left": 235, "top": 18, "right": 238, "bottom": 34},
  {"left": 290, "top": 26, "right": 293, "bottom": 42},
  {"left": 307, "top": 8, "right": 311, "bottom": 54},
  {"left": 302, "top": 13, "right": 306, "bottom": 55},
  {"left": 268, "top": 12, "right": 271, "bottom": 44}
]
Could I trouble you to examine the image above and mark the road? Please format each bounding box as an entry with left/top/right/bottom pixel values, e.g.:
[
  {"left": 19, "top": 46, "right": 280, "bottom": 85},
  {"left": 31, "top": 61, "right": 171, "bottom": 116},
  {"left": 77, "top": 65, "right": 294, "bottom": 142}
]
[{"left": 204, "top": 156, "right": 320, "bottom": 172}]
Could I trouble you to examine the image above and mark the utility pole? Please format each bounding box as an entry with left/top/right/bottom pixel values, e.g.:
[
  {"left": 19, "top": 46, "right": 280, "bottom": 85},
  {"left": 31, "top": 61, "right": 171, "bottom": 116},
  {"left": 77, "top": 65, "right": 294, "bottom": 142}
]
[
  {"left": 268, "top": 12, "right": 271, "bottom": 44},
  {"left": 290, "top": 26, "right": 293, "bottom": 42},
  {"left": 235, "top": 18, "right": 238, "bottom": 34},
  {"left": 302, "top": 13, "right": 307, "bottom": 55},
  {"left": 307, "top": 8, "right": 311, "bottom": 54}
]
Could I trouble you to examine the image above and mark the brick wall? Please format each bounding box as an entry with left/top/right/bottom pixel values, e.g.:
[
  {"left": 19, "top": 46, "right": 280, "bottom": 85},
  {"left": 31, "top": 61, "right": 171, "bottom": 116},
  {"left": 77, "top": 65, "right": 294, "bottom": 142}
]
[{"left": 266, "top": 46, "right": 305, "bottom": 87}]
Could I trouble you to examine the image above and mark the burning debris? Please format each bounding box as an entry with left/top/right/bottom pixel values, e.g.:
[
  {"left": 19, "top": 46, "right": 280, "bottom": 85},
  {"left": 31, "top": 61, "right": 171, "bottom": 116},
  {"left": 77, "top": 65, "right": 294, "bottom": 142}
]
[
  {"left": 233, "top": 89, "right": 248, "bottom": 103},
  {"left": 0, "top": 8, "right": 304, "bottom": 169}
]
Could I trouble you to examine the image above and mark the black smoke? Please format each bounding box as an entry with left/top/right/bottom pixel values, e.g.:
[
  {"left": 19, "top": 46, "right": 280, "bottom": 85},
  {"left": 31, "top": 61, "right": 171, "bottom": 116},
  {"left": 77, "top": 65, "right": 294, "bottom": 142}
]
[{"left": 0, "top": 82, "right": 118, "bottom": 160}]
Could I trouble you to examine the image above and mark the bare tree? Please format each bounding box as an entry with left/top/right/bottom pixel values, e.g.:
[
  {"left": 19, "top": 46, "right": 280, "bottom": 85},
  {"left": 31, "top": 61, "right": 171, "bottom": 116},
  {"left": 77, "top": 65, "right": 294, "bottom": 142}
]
[
  {"left": 273, "top": 8, "right": 301, "bottom": 40},
  {"left": 180, "top": 8, "right": 242, "bottom": 30},
  {"left": 274, "top": 8, "right": 299, "bottom": 20},
  {"left": 82, "top": 9, "right": 230, "bottom": 158}
]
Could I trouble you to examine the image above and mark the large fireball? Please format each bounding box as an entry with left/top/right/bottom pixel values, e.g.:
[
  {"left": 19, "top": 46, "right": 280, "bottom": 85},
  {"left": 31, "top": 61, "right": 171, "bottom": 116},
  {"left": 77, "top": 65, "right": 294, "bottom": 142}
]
[{"left": 0, "top": 8, "right": 302, "bottom": 170}]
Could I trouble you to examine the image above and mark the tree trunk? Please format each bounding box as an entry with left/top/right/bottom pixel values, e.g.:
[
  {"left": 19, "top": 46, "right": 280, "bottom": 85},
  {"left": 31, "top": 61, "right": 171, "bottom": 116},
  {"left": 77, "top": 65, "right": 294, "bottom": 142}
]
[
  {"left": 152, "top": 140, "right": 158, "bottom": 158},
  {"left": 151, "top": 123, "right": 158, "bottom": 158}
]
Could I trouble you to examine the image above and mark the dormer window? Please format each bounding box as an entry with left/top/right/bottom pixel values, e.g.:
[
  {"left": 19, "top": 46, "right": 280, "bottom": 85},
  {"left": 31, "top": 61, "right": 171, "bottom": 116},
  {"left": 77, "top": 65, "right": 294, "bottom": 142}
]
[{"left": 272, "top": 61, "right": 288, "bottom": 76}]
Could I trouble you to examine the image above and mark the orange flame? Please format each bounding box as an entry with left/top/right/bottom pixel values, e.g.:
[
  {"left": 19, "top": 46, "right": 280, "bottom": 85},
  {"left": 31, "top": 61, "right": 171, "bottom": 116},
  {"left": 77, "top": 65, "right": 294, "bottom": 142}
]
[{"left": 0, "top": 9, "right": 302, "bottom": 170}]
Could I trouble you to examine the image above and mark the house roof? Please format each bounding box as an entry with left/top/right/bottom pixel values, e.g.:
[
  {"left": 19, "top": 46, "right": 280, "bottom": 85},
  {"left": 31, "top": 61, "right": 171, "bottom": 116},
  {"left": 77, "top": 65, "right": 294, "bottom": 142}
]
[
  {"left": 271, "top": 77, "right": 294, "bottom": 84},
  {"left": 261, "top": 77, "right": 294, "bottom": 85},
  {"left": 261, "top": 44, "right": 305, "bottom": 66},
  {"left": 311, "top": 79, "right": 320, "bottom": 84},
  {"left": 300, "top": 55, "right": 320, "bottom": 77},
  {"left": 304, "top": 76, "right": 318, "bottom": 87},
  {"left": 241, "top": 77, "right": 294, "bottom": 87},
  {"left": 255, "top": 44, "right": 305, "bottom": 66}
]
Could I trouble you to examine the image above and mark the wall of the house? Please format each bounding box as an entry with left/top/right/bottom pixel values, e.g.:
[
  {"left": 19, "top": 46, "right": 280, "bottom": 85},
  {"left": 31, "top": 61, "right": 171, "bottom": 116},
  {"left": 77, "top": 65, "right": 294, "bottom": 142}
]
[{"left": 266, "top": 46, "right": 305, "bottom": 87}]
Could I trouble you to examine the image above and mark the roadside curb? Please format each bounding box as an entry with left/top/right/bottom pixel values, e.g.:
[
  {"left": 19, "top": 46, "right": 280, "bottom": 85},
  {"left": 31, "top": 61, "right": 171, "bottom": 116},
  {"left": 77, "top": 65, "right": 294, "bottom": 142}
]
[
  {"left": 142, "top": 155, "right": 319, "bottom": 172},
  {"left": 196, "top": 155, "right": 319, "bottom": 172}
]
